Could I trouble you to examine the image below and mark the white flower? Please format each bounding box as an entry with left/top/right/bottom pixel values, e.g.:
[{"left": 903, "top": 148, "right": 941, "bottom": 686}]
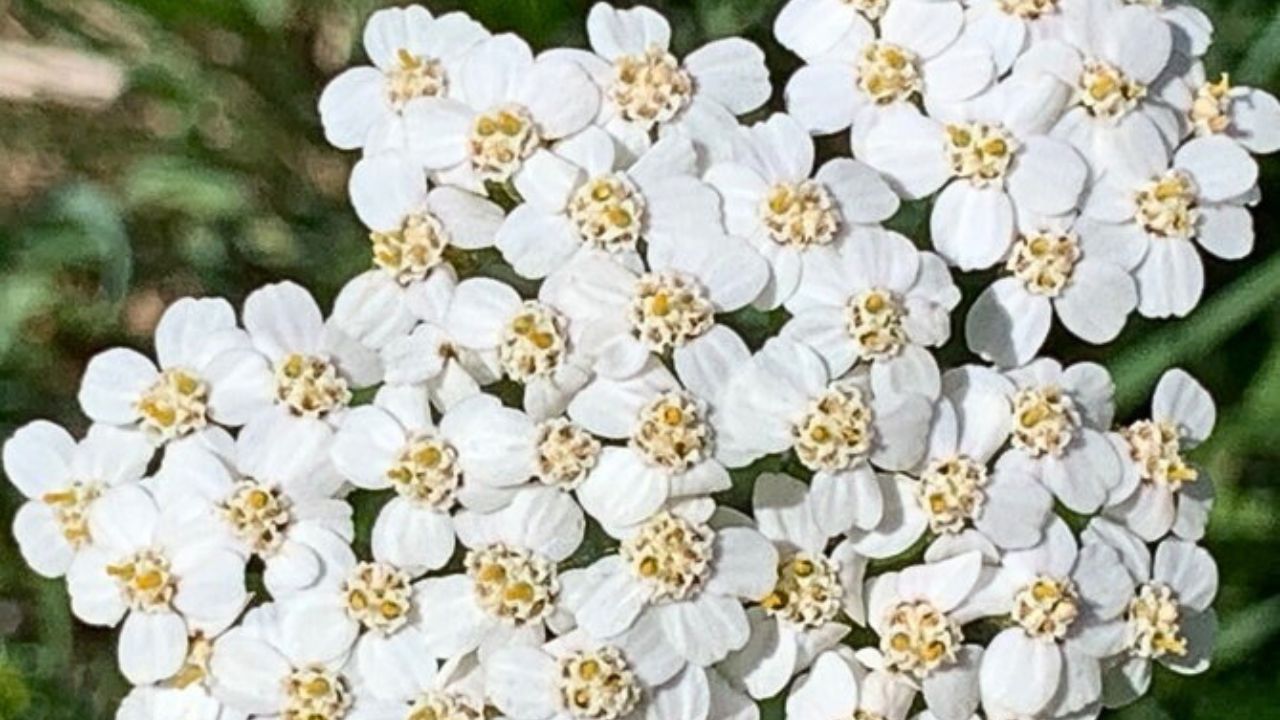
[
  {"left": 785, "top": 647, "right": 917, "bottom": 720},
  {"left": 706, "top": 112, "right": 900, "bottom": 309},
  {"left": 847, "top": 367, "right": 1054, "bottom": 559},
  {"left": 550, "top": 2, "right": 771, "bottom": 165},
  {"left": 346, "top": 652, "right": 488, "bottom": 720},
  {"left": 1077, "top": 133, "right": 1259, "bottom": 318},
  {"left": 487, "top": 627, "right": 743, "bottom": 720},
  {"left": 209, "top": 603, "right": 367, "bottom": 719},
  {"left": 860, "top": 553, "right": 988, "bottom": 720},
  {"left": 719, "top": 474, "right": 861, "bottom": 699},
  {"left": 331, "top": 385, "right": 547, "bottom": 567},
  {"left": 78, "top": 297, "right": 252, "bottom": 444},
  {"left": 318, "top": 6, "right": 489, "bottom": 151},
  {"left": 4, "top": 421, "right": 151, "bottom": 578},
  {"left": 998, "top": 358, "right": 1123, "bottom": 514},
  {"left": 443, "top": 275, "right": 594, "bottom": 420},
  {"left": 564, "top": 507, "right": 777, "bottom": 667},
  {"left": 66, "top": 484, "right": 248, "bottom": 685},
  {"left": 723, "top": 338, "right": 934, "bottom": 535},
  {"left": 1105, "top": 368, "right": 1216, "bottom": 541},
  {"left": 547, "top": 242, "right": 766, "bottom": 382},
  {"left": 402, "top": 33, "right": 600, "bottom": 191},
  {"left": 1081, "top": 520, "right": 1218, "bottom": 707},
  {"left": 862, "top": 76, "right": 1089, "bottom": 269},
  {"left": 966, "top": 215, "right": 1138, "bottom": 367},
  {"left": 117, "top": 631, "right": 233, "bottom": 720},
  {"left": 779, "top": 227, "right": 960, "bottom": 398},
  {"left": 408, "top": 487, "right": 584, "bottom": 660},
  {"left": 377, "top": 263, "right": 502, "bottom": 412},
  {"left": 1171, "top": 62, "right": 1280, "bottom": 156},
  {"left": 780, "top": 0, "right": 995, "bottom": 144},
  {"left": 149, "top": 422, "right": 355, "bottom": 599},
  {"left": 331, "top": 153, "right": 504, "bottom": 349},
  {"left": 962, "top": 0, "right": 1073, "bottom": 77},
  {"left": 978, "top": 519, "right": 1135, "bottom": 718},
  {"left": 496, "top": 128, "right": 721, "bottom": 281},
  {"left": 209, "top": 281, "right": 382, "bottom": 431},
  {"left": 1015, "top": 0, "right": 1177, "bottom": 173},
  {"left": 567, "top": 344, "right": 749, "bottom": 531}
]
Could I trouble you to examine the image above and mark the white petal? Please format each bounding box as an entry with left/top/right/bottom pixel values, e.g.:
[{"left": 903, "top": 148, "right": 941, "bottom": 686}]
[
  {"left": 863, "top": 107, "right": 948, "bottom": 199},
  {"left": 487, "top": 646, "right": 560, "bottom": 719},
  {"left": 1196, "top": 204, "right": 1254, "bottom": 260},
  {"left": 3, "top": 420, "right": 75, "bottom": 498},
  {"left": 371, "top": 496, "right": 456, "bottom": 573},
  {"left": 317, "top": 67, "right": 388, "bottom": 149},
  {"left": 78, "top": 348, "right": 156, "bottom": 424},
  {"left": 966, "top": 279, "right": 1051, "bottom": 369},
  {"left": 1175, "top": 135, "right": 1258, "bottom": 203},
  {"left": 119, "top": 611, "right": 188, "bottom": 684},
  {"left": 520, "top": 59, "right": 599, "bottom": 139},
  {"left": 1134, "top": 238, "right": 1203, "bottom": 319},
  {"left": 1008, "top": 137, "right": 1087, "bottom": 216},
  {"left": 683, "top": 38, "right": 770, "bottom": 115},
  {"left": 979, "top": 629, "right": 1061, "bottom": 715},
  {"left": 428, "top": 186, "right": 504, "bottom": 250},
  {"left": 577, "top": 448, "right": 669, "bottom": 528},
  {"left": 244, "top": 281, "right": 325, "bottom": 359},
  {"left": 931, "top": 183, "right": 1015, "bottom": 271},
  {"left": 706, "top": 527, "right": 778, "bottom": 600},
  {"left": 1153, "top": 368, "right": 1216, "bottom": 445},
  {"left": 1152, "top": 539, "right": 1217, "bottom": 612},
  {"left": 784, "top": 63, "right": 859, "bottom": 135},
  {"left": 1055, "top": 260, "right": 1136, "bottom": 344},
  {"left": 587, "top": 3, "right": 671, "bottom": 59},
  {"left": 658, "top": 593, "right": 750, "bottom": 666}
]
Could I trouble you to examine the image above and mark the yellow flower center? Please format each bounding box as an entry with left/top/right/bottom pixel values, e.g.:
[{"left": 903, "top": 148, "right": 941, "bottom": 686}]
[
  {"left": 845, "top": 288, "right": 907, "bottom": 360},
  {"left": 371, "top": 212, "right": 450, "bottom": 285},
  {"left": 917, "top": 455, "right": 989, "bottom": 534},
  {"left": 945, "top": 123, "right": 1020, "bottom": 186},
  {"left": 759, "top": 552, "right": 844, "bottom": 629},
  {"left": 465, "top": 543, "right": 559, "bottom": 626},
  {"left": 404, "top": 692, "right": 486, "bottom": 720},
  {"left": 628, "top": 271, "right": 716, "bottom": 353},
  {"left": 136, "top": 368, "right": 209, "bottom": 441},
  {"left": 1006, "top": 231, "right": 1081, "bottom": 297},
  {"left": 1077, "top": 60, "right": 1147, "bottom": 120},
  {"left": 1125, "top": 582, "right": 1188, "bottom": 659},
  {"left": 165, "top": 632, "right": 214, "bottom": 690},
  {"left": 609, "top": 46, "right": 693, "bottom": 130},
  {"left": 536, "top": 418, "right": 601, "bottom": 490},
  {"left": 793, "top": 382, "right": 876, "bottom": 472},
  {"left": 880, "top": 600, "right": 964, "bottom": 678},
  {"left": 1189, "top": 73, "right": 1233, "bottom": 136},
  {"left": 468, "top": 104, "right": 541, "bottom": 182},
  {"left": 631, "top": 391, "right": 711, "bottom": 473},
  {"left": 40, "top": 481, "right": 100, "bottom": 548},
  {"left": 1122, "top": 419, "right": 1198, "bottom": 491},
  {"left": 386, "top": 48, "right": 447, "bottom": 109},
  {"left": 284, "top": 667, "right": 352, "bottom": 720},
  {"left": 1010, "top": 386, "right": 1078, "bottom": 457},
  {"left": 1135, "top": 170, "right": 1199, "bottom": 240},
  {"left": 1012, "top": 576, "right": 1079, "bottom": 640},
  {"left": 556, "top": 647, "right": 643, "bottom": 720},
  {"left": 343, "top": 562, "right": 413, "bottom": 635},
  {"left": 106, "top": 549, "right": 176, "bottom": 612},
  {"left": 996, "top": 0, "right": 1060, "bottom": 18},
  {"left": 621, "top": 511, "right": 716, "bottom": 603},
  {"left": 499, "top": 301, "right": 569, "bottom": 382},
  {"left": 219, "top": 480, "right": 292, "bottom": 555},
  {"left": 386, "top": 434, "right": 462, "bottom": 510},
  {"left": 274, "top": 353, "right": 351, "bottom": 419},
  {"left": 569, "top": 174, "right": 646, "bottom": 252},
  {"left": 760, "top": 180, "right": 841, "bottom": 249},
  {"left": 856, "top": 41, "right": 922, "bottom": 105}
]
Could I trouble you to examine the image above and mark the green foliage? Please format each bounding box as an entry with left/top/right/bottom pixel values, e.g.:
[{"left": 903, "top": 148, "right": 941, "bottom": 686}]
[{"left": 0, "top": 1, "right": 1278, "bottom": 718}]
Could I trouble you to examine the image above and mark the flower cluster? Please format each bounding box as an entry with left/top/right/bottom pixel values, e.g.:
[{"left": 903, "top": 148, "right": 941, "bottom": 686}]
[{"left": 4, "top": 1, "right": 1269, "bottom": 719}]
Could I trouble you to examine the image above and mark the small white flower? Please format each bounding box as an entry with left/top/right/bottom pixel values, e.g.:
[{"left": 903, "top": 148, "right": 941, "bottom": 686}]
[
  {"left": 1105, "top": 368, "right": 1216, "bottom": 541},
  {"left": 553, "top": 2, "right": 771, "bottom": 164},
  {"left": 149, "top": 422, "right": 355, "bottom": 599},
  {"left": 1016, "top": 0, "right": 1177, "bottom": 174},
  {"left": 978, "top": 519, "right": 1135, "bottom": 718},
  {"left": 547, "top": 243, "right": 766, "bottom": 382},
  {"left": 963, "top": 0, "right": 1072, "bottom": 76},
  {"left": 1171, "top": 63, "right": 1280, "bottom": 155},
  {"left": 377, "top": 263, "right": 502, "bottom": 413},
  {"left": 4, "top": 421, "right": 151, "bottom": 578},
  {"left": 566, "top": 507, "right": 777, "bottom": 667},
  {"left": 78, "top": 297, "right": 253, "bottom": 444},
  {"left": 966, "top": 216, "right": 1138, "bottom": 367},
  {"left": 1082, "top": 520, "right": 1218, "bottom": 707},
  {"left": 487, "top": 627, "right": 742, "bottom": 720},
  {"left": 401, "top": 34, "right": 600, "bottom": 191},
  {"left": 780, "top": 0, "right": 995, "bottom": 144},
  {"left": 332, "top": 153, "right": 504, "bottom": 349},
  {"left": 719, "top": 474, "right": 861, "bottom": 699},
  {"left": 209, "top": 603, "right": 365, "bottom": 719},
  {"left": 347, "top": 652, "right": 488, "bottom": 720},
  {"left": 847, "top": 367, "right": 1054, "bottom": 559},
  {"left": 117, "top": 631, "right": 233, "bottom": 720},
  {"left": 496, "top": 128, "right": 721, "bottom": 281},
  {"left": 862, "top": 76, "right": 1088, "bottom": 268},
  {"left": 860, "top": 553, "right": 988, "bottom": 720},
  {"left": 785, "top": 647, "right": 917, "bottom": 720},
  {"left": 210, "top": 281, "right": 382, "bottom": 432},
  {"left": 66, "top": 484, "right": 248, "bottom": 685},
  {"left": 706, "top": 112, "right": 900, "bottom": 309},
  {"left": 722, "top": 338, "right": 934, "bottom": 536},
  {"left": 318, "top": 6, "right": 489, "bottom": 151},
  {"left": 998, "top": 358, "right": 1123, "bottom": 514},
  {"left": 567, "top": 345, "right": 749, "bottom": 531},
  {"left": 443, "top": 275, "right": 594, "bottom": 420},
  {"left": 409, "top": 487, "right": 584, "bottom": 660},
  {"left": 1077, "top": 134, "right": 1259, "bottom": 319},
  {"left": 779, "top": 227, "right": 960, "bottom": 398}
]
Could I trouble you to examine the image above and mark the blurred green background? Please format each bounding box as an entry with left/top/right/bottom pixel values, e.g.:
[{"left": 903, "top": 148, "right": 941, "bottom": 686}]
[{"left": 0, "top": 0, "right": 1277, "bottom": 718}]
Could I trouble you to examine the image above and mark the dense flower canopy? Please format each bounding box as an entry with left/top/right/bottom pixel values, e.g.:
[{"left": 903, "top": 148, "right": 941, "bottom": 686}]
[{"left": 5, "top": 1, "right": 1274, "bottom": 719}]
